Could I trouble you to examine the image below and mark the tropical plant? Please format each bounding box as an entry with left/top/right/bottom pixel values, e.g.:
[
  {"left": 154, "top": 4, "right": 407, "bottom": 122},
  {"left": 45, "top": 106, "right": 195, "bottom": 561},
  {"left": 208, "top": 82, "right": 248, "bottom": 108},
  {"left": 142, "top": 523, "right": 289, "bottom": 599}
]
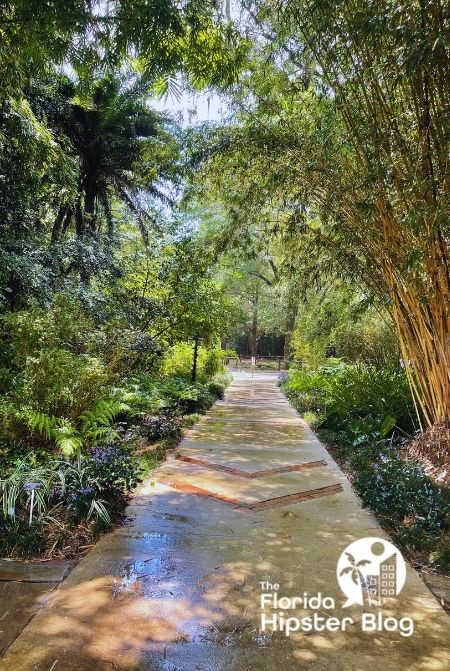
[
  {"left": 32, "top": 74, "right": 176, "bottom": 249},
  {"left": 24, "top": 400, "right": 127, "bottom": 457},
  {"left": 59, "top": 443, "right": 142, "bottom": 524},
  {"left": 0, "top": 461, "right": 63, "bottom": 521},
  {"left": 285, "top": 362, "right": 416, "bottom": 440}
]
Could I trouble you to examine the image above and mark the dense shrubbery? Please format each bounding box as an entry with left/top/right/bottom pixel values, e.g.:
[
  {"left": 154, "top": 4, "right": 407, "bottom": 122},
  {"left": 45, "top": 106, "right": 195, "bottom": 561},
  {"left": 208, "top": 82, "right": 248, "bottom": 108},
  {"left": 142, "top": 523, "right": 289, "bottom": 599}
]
[
  {"left": 0, "top": 366, "right": 229, "bottom": 558},
  {"left": 283, "top": 361, "right": 450, "bottom": 567},
  {"left": 61, "top": 444, "right": 142, "bottom": 520},
  {"left": 140, "top": 412, "right": 182, "bottom": 442},
  {"left": 354, "top": 452, "right": 448, "bottom": 536},
  {"left": 0, "top": 291, "right": 230, "bottom": 558},
  {"left": 285, "top": 360, "right": 416, "bottom": 441},
  {"left": 0, "top": 444, "right": 142, "bottom": 557}
]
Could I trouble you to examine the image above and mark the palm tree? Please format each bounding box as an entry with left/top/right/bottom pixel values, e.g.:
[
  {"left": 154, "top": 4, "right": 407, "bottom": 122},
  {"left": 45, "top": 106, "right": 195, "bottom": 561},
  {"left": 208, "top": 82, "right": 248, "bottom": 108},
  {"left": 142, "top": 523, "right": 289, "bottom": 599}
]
[
  {"left": 339, "top": 552, "right": 371, "bottom": 592},
  {"left": 33, "top": 73, "right": 177, "bottom": 274}
]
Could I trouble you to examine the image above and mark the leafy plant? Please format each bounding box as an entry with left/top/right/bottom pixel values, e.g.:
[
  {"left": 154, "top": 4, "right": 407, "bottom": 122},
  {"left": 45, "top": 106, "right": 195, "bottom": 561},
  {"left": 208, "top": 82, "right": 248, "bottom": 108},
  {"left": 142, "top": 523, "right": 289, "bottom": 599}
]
[
  {"left": 208, "top": 381, "right": 225, "bottom": 399},
  {"left": 140, "top": 413, "right": 182, "bottom": 442},
  {"left": 354, "top": 452, "right": 449, "bottom": 536},
  {"left": 284, "top": 362, "right": 415, "bottom": 442},
  {"left": 24, "top": 399, "right": 128, "bottom": 456},
  {"left": 0, "top": 461, "right": 63, "bottom": 521},
  {"left": 59, "top": 444, "right": 141, "bottom": 523},
  {"left": 0, "top": 518, "right": 47, "bottom": 558}
]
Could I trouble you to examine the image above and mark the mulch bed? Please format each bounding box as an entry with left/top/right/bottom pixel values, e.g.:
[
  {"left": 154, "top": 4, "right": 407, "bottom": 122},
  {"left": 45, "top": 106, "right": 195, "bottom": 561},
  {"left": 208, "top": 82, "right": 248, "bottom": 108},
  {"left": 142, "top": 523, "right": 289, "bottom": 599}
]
[{"left": 405, "top": 421, "right": 450, "bottom": 485}]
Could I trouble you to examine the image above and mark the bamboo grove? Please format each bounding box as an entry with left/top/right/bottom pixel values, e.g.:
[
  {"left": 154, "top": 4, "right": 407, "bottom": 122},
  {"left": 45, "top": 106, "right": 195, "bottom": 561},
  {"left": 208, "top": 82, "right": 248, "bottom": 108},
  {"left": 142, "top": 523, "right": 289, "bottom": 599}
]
[{"left": 286, "top": 0, "right": 450, "bottom": 426}]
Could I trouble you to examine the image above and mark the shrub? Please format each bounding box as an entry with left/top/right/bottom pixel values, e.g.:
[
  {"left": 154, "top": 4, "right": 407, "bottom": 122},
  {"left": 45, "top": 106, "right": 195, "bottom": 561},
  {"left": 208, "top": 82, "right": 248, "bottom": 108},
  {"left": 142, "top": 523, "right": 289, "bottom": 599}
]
[
  {"left": 60, "top": 443, "right": 142, "bottom": 522},
  {"left": 140, "top": 413, "right": 182, "bottom": 441},
  {"left": 161, "top": 343, "right": 226, "bottom": 381},
  {"left": 0, "top": 518, "right": 47, "bottom": 558},
  {"left": 0, "top": 443, "right": 141, "bottom": 532},
  {"left": 213, "top": 372, "right": 232, "bottom": 387},
  {"left": 119, "top": 379, "right": 164, "bottom": 417},
  {"left": 19, "top": 348, "right": 109, "bottom": 419},
  {"left": 208, "top": 381, "right": 225, "bottom": 399},
  {"left": 0, "top": 302, "right": 110, "bottom": 420},
  {"left": 0, "top": 461, "right": 59, "bottom": 521},
  {"left": 202, "top": 348, "right": 225, "bottom": 379},
  {"left": 162, "top": 342, "right": 206, "bottom": 379},
  {"left": 354, "top": 451, "right": 449, "bottom": 536},
  {"left": 324, "top": 365, "right": 415, "bottom": 435},
  {"left": 285, "top": 361, "right": 416, "bottom": 441},
  {"left": 159, "top": 377, "right": 215, "bottom": 414},
  {"left": 182, "top": 413, "right": 202, "bottom": 427}
]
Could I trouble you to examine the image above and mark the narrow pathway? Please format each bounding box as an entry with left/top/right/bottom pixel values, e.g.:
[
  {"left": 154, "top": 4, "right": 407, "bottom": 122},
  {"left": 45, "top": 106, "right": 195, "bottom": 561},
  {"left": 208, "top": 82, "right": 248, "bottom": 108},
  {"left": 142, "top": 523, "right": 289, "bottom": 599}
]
[{"left": 1, "top": 371, "right": 448, "bottom": 670}]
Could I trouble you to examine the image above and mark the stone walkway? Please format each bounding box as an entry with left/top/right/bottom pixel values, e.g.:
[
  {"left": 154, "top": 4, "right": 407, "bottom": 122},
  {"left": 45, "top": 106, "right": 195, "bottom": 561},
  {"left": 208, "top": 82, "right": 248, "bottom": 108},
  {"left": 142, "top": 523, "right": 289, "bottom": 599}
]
[
  {"left": 1, "top": 371, "right": 449, "bottom": 670},
  {"left": 0, "top": 559, "right": 73, "bottom": 656}
]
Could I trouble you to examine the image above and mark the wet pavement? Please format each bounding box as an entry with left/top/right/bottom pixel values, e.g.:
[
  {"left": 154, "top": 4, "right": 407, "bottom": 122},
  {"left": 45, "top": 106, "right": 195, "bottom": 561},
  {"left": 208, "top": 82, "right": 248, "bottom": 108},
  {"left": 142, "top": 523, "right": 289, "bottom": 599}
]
[
  {"left": 0, "top": 370, "right": 449, "bottom": 670},
  {"left": 0, "top": 560, "right": 73, "bottom": 655}
]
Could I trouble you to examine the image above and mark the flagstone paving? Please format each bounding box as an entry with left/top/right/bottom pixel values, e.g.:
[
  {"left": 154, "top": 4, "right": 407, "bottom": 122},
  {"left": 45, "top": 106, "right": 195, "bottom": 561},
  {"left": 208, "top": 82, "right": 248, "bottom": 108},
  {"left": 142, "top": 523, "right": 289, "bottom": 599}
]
[
  {"left": 0, "top": 370, "right": 449, "bottom": 670},
  {"left": 0, "top": 560, "right": 73, "bottom": 656}
]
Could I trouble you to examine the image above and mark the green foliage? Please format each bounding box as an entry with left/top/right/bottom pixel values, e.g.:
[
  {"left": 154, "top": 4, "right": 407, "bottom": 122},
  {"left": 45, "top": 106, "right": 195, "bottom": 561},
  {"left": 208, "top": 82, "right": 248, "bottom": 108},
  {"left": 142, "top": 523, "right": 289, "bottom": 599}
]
[
  {"left": 24, "top": 412, "right": 83, "bottom": 457},
  {"left": 182, "top": 413, "right": 202, "bottom": 428},
  {"left": 158, "top": 377, "right": 215, "bottom": 415},
  {"left": 354, "top": 452, "right": 449, "bottom": 537},
  {"left": 140, "top": 413, "right": 182, "bottom": 442},
  {"left": 284, "top": 362, "right": 449, "bottom": 565},
  {"left": 0, "top": 519, "right": 47, "bottom": 558},
  {"left": 0, "top": 98, "right": 62, "bottom": 308},
  {"left": 162, "top": 343, "right": 225, "bottom": 381},
  {"left": 23, "top": 399, "right": 127, "bottom": 457},
  {"left": 30, "top": 73, "right": 179, "bottom": 259},
  {"left": 291, "top": 290, "right": 400, "bottom": 368},
  {"left": 0, "top": 444, "right": 141, "bottom": 536},
  {"left": 208, "top": 381, "right": 225, "bottom": 400},
  {"left": 0, "top": 301, "right": 110, "bottom": 419},
  {"left": 202, "top": 348, "right": 225, "bottom": 379},
  {"left": 0, "top": 1, "right": 246, "bottom": 97},
  {"left": 0, "top": 461, "right": 61, "bottom": 520},
  {"left": 162, "top": 343, "right": 206, "bottom": 378},
  {"left": 285, "top": 362, "right": 416, "bottom": 442},
  {"left": 0, "top": 0, "right": 246, "bottom": 560},
  {"left": 60, "top": 444, "right": 141, "bottom": 523}
]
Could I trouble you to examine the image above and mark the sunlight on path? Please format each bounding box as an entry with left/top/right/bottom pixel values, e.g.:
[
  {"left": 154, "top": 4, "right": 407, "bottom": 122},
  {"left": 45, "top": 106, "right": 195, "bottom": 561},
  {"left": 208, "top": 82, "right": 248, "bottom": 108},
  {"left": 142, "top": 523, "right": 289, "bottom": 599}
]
[{"left": 1, "top": 371, "right": 449, "bottom": 670}]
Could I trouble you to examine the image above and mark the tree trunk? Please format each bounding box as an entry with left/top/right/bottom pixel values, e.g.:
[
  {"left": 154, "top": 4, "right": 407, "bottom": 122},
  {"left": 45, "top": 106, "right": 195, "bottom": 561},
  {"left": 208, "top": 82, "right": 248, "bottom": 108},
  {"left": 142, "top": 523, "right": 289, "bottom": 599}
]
[
  {"left": 283, "top": 300, "right": 299, "bottom": 363},
  {"left": 251, "top": 309, "right": 258, "bottom": 360},
  {"left": 191, "top": 334, "right": 200, "bottom": 382}
]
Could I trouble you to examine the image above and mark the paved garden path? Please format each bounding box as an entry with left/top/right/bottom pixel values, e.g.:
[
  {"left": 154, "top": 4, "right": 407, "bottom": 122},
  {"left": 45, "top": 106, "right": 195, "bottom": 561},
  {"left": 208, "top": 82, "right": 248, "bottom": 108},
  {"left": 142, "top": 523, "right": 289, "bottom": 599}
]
[{"left": 1, "top": 371, "right": 449, "bottom": 670}]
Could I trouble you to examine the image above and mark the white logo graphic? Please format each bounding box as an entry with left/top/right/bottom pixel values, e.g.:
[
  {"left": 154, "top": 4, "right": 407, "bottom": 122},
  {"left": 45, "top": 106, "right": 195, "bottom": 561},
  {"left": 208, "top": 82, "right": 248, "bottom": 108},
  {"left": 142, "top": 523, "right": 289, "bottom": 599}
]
[{"left": 337, "top": 537, "right": 406, "bottom": 608}]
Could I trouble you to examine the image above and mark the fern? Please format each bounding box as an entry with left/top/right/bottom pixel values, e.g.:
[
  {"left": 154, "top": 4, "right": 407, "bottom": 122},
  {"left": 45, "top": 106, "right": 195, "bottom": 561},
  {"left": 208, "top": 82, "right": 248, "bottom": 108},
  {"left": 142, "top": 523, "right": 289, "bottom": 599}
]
[
  {"left": 23, "top": 400, "right": 128, "bottom": 457},
  {"left": 25, "top": 410, "right": 58, "bottom": 440},
  {"left": 24, "top": 410, "right": 81, "bottom": 457},
  {"left": 81, "top": 400, "right": 128, "bottom": 433}
]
